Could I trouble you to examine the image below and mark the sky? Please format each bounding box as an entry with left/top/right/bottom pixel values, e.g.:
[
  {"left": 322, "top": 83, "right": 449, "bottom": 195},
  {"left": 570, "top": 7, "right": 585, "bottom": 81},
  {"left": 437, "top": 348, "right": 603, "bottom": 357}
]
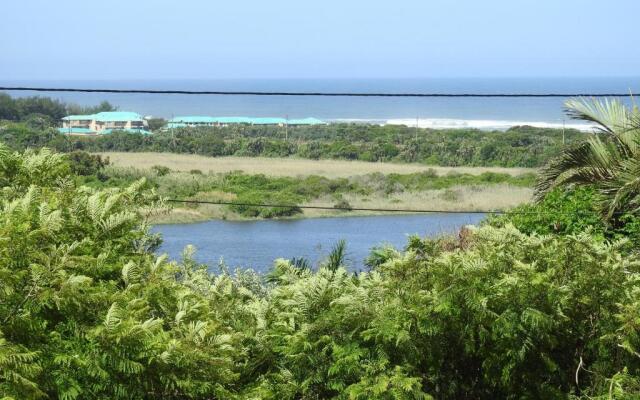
[{"left": 1, "top": 0, "right": 639, "bottom": 80}]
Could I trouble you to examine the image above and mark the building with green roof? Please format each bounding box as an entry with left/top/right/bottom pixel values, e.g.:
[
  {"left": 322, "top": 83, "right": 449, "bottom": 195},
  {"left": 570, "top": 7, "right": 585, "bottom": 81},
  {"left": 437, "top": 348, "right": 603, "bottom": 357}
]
[
  {"left": 167, "top": 116, "right": 224, "bottom": 128},
  {"left": 61, "top": 111, "right": 149, "bottom": 135},
  {"left": 167, "top": 115, "right": 325, "bottom": 128},
  {"left": 56, "top": 127, "right": 96, "bottom": 135},
  {"left": 215, "top": 117, "right": 253, "bottom": 124},
  {"left": 288, "top": 117, "right": 326, "bottom": 125},
  {"left": 250, "top": 117, "right": 287, "bottom": 125}
]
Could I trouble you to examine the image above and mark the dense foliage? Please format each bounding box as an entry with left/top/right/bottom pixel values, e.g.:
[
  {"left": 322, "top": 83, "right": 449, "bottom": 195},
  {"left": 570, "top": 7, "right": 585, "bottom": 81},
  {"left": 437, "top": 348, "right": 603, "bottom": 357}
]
[
  {"left": 0, "top": 93, "right": 116, "bottom": 122},
  {"left": 490, "top": 186, "right": 603, "bottom": 234},
  {"left": 3, "top": 94, "right": 639, "bottom": 398},
  {"left": 490, "top": 186, "right": 640, "bottom": 255},
  {"left": 2, "top": 146, "right": 640, "bottom": 399},
  {"left": 66, "top": 151, "right": 110, "bottom": 178},
  {"left": 50, "top": 124, "right": 581, "bottom": 167}
]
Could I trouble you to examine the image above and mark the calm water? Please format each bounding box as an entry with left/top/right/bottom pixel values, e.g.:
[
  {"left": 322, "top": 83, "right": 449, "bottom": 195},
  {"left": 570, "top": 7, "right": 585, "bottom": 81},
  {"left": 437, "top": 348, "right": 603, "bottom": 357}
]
[
  {"left": 2, "top": 77, "right": 639, "bottom": 123},
  {"left": 152, "top": 213, "right": 485, "bottom": 272}
]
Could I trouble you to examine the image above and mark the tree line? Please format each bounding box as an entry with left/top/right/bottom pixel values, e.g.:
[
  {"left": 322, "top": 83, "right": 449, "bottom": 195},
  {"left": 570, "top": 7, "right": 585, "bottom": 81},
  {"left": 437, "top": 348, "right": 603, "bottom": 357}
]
[
  {"left": 2, "top": 121, "right": 583, "bottom": 168},
  {"left": 0, "top": 92, "right": 116, "bottom": 123}
]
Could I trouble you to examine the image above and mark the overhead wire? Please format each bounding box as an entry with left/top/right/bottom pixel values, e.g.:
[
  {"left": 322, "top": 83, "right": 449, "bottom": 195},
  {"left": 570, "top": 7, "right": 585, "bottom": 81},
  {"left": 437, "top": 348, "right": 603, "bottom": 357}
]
[
  {"left": 0, "top": 86, "right": 638, "bottom": 97},
  {"left": 165, "top": 199, "right": 617, "bottom": 216}
]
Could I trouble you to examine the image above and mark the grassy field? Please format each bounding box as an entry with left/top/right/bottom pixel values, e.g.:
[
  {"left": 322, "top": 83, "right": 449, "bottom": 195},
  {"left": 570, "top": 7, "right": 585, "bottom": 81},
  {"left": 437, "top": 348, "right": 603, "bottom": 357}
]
[
  {"left": 99, "top": 152, "right": 536, "bottom": 178},
  {"left": 151, "top": 185, "right": 534, "bottom": 223},
  {"left": 98, "top": 152, "right": 535, "bottom": 223},
  {"left": 297, "top": 185, "right": 532, "bottom": 218}
]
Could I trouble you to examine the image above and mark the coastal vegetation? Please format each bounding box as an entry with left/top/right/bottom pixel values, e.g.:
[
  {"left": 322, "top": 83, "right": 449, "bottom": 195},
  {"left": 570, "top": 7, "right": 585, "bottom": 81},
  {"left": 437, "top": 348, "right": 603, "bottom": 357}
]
[
  {"left": 0, "top": 93, "right": 584, "bottom": 168},
  {"left": 0, "top": 92, "right": 116, "bottom": 122},
  {"left": 79, "top": 158, "right": 534, "bottom": 222},
  {"left": 4, "top": 122, "right": 579, "bottom": 167},
  {"left": 4, "top": 117, "right": 640, "bottom": 398},
  {"left": 0, "top": 92, "right": 543, "bottom": 222},
  {"left": 3, "top": 95, "right": 640, "bottom": 398}
]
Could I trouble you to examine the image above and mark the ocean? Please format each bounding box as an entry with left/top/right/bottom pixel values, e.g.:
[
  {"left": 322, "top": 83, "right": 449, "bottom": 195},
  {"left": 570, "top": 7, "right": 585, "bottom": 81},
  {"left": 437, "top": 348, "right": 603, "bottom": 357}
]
[{"left": 2, "top": 77, "right": 639, "bottom": 129}]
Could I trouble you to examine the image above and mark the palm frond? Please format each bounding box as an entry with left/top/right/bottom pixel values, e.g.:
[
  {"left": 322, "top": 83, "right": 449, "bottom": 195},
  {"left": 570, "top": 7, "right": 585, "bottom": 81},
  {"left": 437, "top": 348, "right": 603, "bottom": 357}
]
[
  {"left": 535, "top": 140, "right": 615, "bottom": 199},
  {"left": 290, "top": 257, "right": 312, "bottom": 272},
  {"left": 325, "top": 240, "right": 348, "bottom": 272},
  {"left": 564, "top": 97, "right": 629, "bottom": 134},
  {"left": 538, "top": 97, "right": 640, "bottom": 220}
]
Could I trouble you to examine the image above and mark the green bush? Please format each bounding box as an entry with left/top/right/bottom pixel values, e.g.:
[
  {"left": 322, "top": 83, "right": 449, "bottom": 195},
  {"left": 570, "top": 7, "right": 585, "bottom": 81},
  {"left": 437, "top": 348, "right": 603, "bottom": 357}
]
[
  {"left": 146, "top": 117, "right": 167, "bottom": 131},
  {"left": 333, "top": 198, "right": 353, "bottom": 211},
  {"left": 488, "top": 186, "right": 605, "bottom": 237},
  {"left": 151, "top": 164, "right": 171, "bottom": 176},
  {"left": 230, "top": 190, "right": 303, "bottom": 218},
  {"left": 66, "top": 151, "right": 109, "bottom": 177},
  {"left": 489, "top": 185, "right": 640, "bottom": 254}
]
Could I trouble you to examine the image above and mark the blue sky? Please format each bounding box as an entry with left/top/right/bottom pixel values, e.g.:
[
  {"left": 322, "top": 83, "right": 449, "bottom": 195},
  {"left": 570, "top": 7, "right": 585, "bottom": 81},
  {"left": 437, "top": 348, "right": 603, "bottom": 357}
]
[{"left": 2, "top": 0, "right": 639, "bottom": 79}]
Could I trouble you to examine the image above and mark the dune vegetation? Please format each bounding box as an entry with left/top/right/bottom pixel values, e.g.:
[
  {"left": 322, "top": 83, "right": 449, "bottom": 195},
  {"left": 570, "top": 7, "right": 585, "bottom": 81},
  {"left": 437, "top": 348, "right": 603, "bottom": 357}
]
[{"left": 0, "top": 92, "right": 584, "bottom": 169}]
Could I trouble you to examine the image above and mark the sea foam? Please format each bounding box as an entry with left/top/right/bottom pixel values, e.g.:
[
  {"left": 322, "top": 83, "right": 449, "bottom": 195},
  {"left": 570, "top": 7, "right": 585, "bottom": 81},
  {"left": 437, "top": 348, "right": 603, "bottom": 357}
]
[{"left": 383, "top": 118, "right": 596, "bottom": 131}]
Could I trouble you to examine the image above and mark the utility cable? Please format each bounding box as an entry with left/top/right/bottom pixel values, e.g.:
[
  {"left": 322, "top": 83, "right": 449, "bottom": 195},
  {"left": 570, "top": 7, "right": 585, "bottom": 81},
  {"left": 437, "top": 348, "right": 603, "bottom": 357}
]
[
  {"left": 0, "top": 86, "right": 638, "bottom": 97},
  {"left": 166, "top": 198, "right": 614, "bottom": 215}
]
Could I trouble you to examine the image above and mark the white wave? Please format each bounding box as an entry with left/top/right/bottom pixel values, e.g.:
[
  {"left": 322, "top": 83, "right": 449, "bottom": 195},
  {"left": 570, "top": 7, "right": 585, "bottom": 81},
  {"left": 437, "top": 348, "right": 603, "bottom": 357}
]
[{"left": 384, "top": 118, "right": 597, "bottom": 131}]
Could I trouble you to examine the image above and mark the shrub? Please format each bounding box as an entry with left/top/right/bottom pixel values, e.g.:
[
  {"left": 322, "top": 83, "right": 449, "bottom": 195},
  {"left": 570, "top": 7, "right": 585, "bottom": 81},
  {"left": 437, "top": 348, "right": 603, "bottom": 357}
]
[
  {"left": 333, "top": 198, "right": 353, "bottom": 211},
  {"left": 151, "top": 164, "right": 171, "bottom": 176},
  {"left": 439, "top": 188, "right": 459, "bottom": 201},
  {"left": 230, "top": 191, "right": 303, "bottom": 218},
  {"left": 67, "top": 150, "right": 109, "bottom": 177},
  {"left": 488, "top": 186, "right": 605, "bottom": 237},
  {"left": 145, "top": 117, "right": 166, "bottom": 131}
]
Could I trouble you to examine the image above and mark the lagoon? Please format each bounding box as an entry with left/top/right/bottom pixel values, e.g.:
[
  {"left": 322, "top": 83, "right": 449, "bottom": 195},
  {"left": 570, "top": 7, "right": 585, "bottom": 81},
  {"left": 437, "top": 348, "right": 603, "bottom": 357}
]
[{"left": 152, "top": 213, "right": 485, "bottom": 272}]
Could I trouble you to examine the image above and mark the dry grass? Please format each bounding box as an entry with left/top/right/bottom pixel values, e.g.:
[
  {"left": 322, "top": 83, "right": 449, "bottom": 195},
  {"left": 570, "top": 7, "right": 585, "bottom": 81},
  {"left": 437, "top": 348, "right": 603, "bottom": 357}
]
[
  {"left": 301, "top": 185, "right": 533, "bottom": 218},
  {"left": 99, "top": 152, "right": 535, "bottom": 178},
  {"left": 148, "top": 190, "right": 241, "bottom": 223},
  {"left": 106, "top": 152, "right": 535, "bottom": 224},
  {"left": 150, "top": 184, "right": 533, "bottom": 224}
]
